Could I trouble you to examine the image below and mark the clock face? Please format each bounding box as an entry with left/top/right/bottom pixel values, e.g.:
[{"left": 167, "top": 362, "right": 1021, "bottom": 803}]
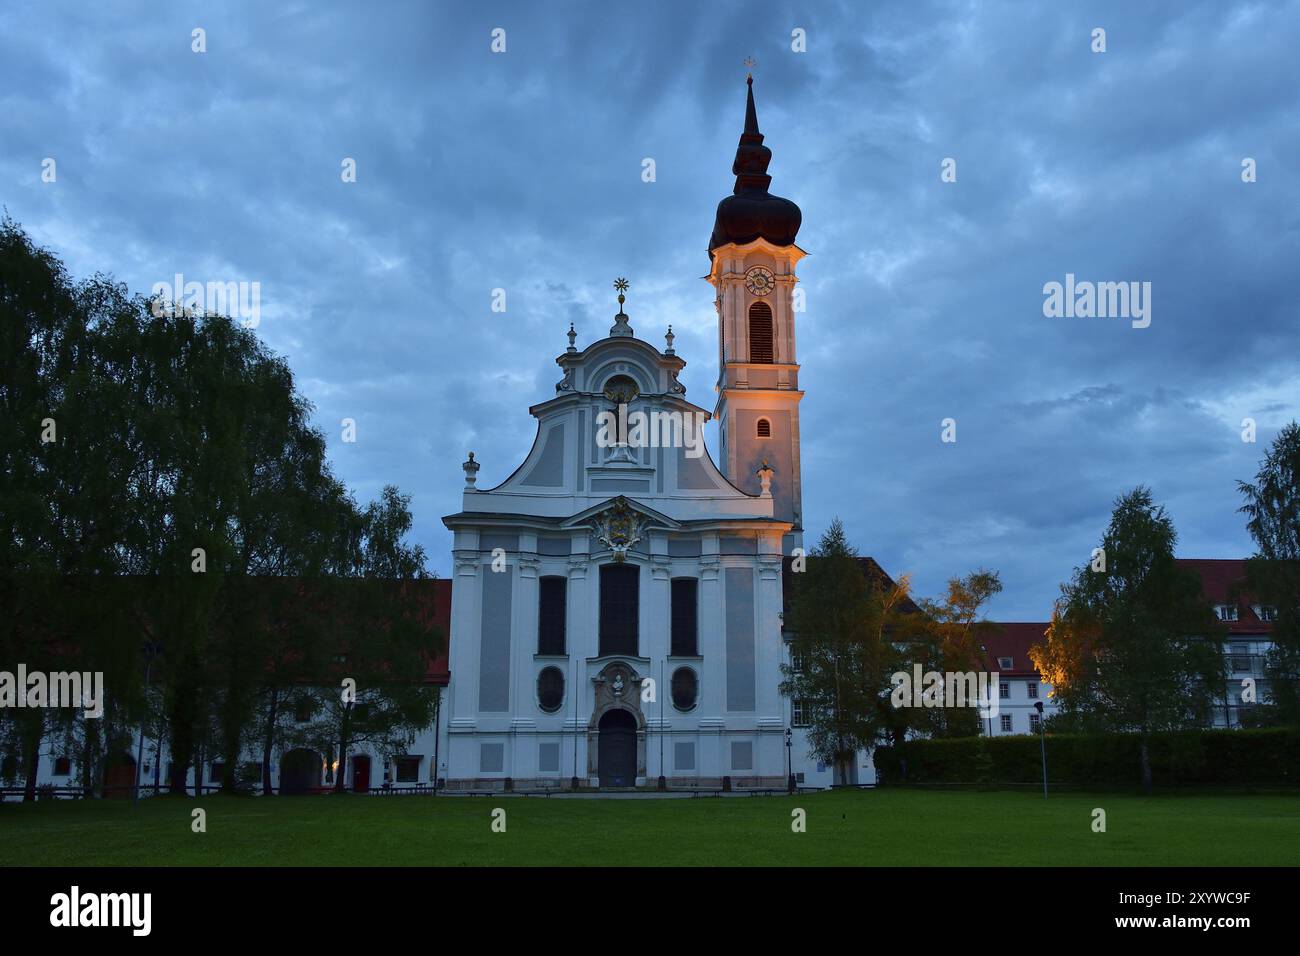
[{"left": 745, "top": 266, "right": 775, "bottom": 297}]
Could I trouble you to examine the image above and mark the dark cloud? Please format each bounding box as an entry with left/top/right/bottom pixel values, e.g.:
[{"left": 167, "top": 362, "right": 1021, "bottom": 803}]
[{"left": 3, "top": 0, "right": 1297, "bottom": 617}]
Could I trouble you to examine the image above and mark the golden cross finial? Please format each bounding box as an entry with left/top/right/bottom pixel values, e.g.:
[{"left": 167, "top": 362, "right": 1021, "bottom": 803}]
[{"left": 744, "top": 55, "right": 757, "bottom": 77}]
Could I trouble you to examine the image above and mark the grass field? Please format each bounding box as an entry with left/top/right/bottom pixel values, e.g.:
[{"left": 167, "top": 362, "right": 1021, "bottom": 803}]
[{"left": 2, "top": 789, "right": 1297, "bottom": 866}]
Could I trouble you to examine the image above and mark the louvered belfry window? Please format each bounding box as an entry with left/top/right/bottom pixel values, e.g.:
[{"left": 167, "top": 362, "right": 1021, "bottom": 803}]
[
  {"left": 748, "top": 301, "right": 774, "bottom": 363},
  {"left": 670, "top": 578, "right": 698, "bottom": 656},
  {"left": 537, "top": 576, "right": 567, "bottom": 655},
  {"left": 599, "top": 563, "right": 639, "bottom": 656}
]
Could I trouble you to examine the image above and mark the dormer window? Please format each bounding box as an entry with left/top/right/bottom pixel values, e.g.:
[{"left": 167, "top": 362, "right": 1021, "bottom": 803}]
[
  {"left": 756, "top": 418, "right": 771, "bottom": 438},
  {"left": 1254, "top": 605, "right": 1278, "bottom": 622},
  {"left": 997, "top": 656, "right": 1013, "bottom": 670},
  {"left": 1216, "top": 604, "right": 1239, "bottom": 622}
]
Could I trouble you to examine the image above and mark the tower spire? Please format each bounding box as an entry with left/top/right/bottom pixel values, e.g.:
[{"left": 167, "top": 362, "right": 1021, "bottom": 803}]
[
  {"left": 743, "top": 74, "right": 760, "bottom": 138},
  {"left": 708, "top": 74, "right": 801, "bottom": 254}
]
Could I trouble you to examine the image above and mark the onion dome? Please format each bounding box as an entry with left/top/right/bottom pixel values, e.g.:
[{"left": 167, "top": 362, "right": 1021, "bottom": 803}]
[{"left": 708, "top": 76, "right": 802, "bottom": 255}]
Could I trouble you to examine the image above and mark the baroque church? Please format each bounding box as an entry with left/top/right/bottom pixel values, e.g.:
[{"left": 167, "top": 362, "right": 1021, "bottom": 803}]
[{"left": 439, "top": 76, "right": 830, "bottom": 789}]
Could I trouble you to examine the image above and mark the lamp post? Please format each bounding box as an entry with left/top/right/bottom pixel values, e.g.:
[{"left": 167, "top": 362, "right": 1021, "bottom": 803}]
[
  {"left": 785, "top": 728, "right": 794, "bottom": 793},
  {"left": 1034, "top": 700, "right": 1047, "bottom": 798}
]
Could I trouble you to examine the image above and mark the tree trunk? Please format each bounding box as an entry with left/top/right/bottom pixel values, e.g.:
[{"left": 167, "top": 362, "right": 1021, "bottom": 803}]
[
  {"left": 81, "top": 715, "right": 98, "bottom": 799},
  {"left": 334, "top": 712, "right": 349, "bottom": 793},
  {"left": 261, "top": 688, "right": 278, "bottom": 796},
  {"left": 22, "top": 713, "right": 43, "bottom": 802},
  {"left": 220, "top": 721, "right": 241, "bottom": 793},
  {"left": 1138, "top": 732, "right": 1153, "bottom": 794},
  {"left": 168, "top": 711, "right": 193, "bottom": 795}
]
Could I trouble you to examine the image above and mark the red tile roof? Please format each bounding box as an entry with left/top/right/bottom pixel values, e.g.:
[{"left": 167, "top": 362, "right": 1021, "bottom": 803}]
[
  {"left": 980, "top": 559, "right": 1273, "bottom": 678},
  {"left": 1174, "top": 559, "right": 1274, "bottom": 635},
  {"left": 980, "top": 623, "right": 1050, "bottom": 678},
  {"left": 781, "top": 555, "right": 923, "bottom": 615},
  {"left": 425, "top": 578, "right": 451, "bottom": 684}
]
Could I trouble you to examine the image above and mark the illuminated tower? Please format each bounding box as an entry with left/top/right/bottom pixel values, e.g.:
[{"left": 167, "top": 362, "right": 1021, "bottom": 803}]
[{"left": 707, "top": 74, "right": 806, "bottom": 549}]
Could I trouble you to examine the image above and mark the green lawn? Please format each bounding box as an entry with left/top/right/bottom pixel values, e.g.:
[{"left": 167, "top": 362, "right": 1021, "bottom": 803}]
[{"left": 2, "top": 789, "right": 1297, "bottom": 866}]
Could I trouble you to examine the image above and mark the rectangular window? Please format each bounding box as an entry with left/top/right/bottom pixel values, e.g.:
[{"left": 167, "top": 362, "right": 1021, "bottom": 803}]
[
  {"left": 480, "top": 743, "right": 504, "bottom": 774},
  {"left": 537, "top": 576, "right": 567, "bottom": 655},
  {"left": 395, "top": 757, "right": 420, "bottom": 783},
  {"left": 1000, "top": 714, "right": 1013, "bottom": 733},
  {"left": 538, "top": 742, "right": 560, "bottom": 773},
  {"left": 997, "top": 656, "right": 1013, "bottom": 670},
  {"left": 731, "top": 741, "right": 754, "bottom": 772},
  {"left": 1217, "top": 604, "right": 1239, "bottom": 622},
  {"left": 674, "top": 741, "right": 696, "bottom": 772},
  {"left": 1027, "top": 683, "right": 1038, "bottom": 699},
  {"left": 999, "top": 681, "right": 1010, "bottom": 700},
  {"left": 53, "top": 757, "right": 71, "bottom": 776},
  {"left": 670, "top": 578, "right": 698, "bottom": 656},
  {"left": 789, "top": 644, "right": 805, "bottom": 674},
  {"left": 208, "top": 762, "right": 224, "bottom": 783},
  {"left": 1029, "top": 712, "right": 1041, "bottom": 732},
  {"left": 1258, "top": 605, "right": 1278, "bottom": 622},
  {"left": 599, "top": 563, "right": 639, "bottom": 656},
  {"left": 792, "top": 699, "right": 810, "bottom": 728}
]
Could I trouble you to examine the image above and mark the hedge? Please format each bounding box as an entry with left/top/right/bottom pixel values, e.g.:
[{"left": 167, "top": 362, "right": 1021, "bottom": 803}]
[{"left": 873, "top": 728, "right": 1300, "bottom": 788}]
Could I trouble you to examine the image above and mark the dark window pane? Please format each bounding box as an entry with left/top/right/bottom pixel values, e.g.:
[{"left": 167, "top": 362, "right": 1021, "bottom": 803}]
[
  {"left": 671, "top": 667, "right": 699, "bottom": 711},
  {"left": 395, "top": 757, "right": 420, "bottom": 783},
  {"left": 599, "top": 564, "right": 639, "bottom": 656},
  {"left": 537, "top": 666, "right": 565, "bottom": 713},
  {"left": 538, "top": 576, "right": 567, "bottom": 655},
  {"left": 670, "top": 578, "right": 698, "bottom": 656}
]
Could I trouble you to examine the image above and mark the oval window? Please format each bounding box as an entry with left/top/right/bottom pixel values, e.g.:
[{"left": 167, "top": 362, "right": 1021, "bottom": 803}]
[
  {"left": 537, "top": 666, "right": 565, "bottom": 713},
  {"left": 671, "top": 667, "right": 699, "bottom": 712}
]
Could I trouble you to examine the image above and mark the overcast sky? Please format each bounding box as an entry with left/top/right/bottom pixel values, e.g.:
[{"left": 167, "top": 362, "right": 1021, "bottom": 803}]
[{"left": 4, "top": 0, "right": 1298, "bottom": 619}]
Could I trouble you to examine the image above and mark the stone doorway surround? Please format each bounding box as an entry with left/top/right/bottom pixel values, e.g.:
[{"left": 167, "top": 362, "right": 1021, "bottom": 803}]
[{"left": 586, "top": 660, "right": 647, "bottom": 786}]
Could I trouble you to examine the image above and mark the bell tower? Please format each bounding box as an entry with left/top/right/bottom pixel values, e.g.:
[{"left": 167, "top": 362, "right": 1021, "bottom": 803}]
[{"left": 707, "top": 74, "right": 806, "bottom": 548}]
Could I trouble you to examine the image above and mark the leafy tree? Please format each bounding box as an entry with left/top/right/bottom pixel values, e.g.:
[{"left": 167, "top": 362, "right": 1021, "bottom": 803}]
[
  {"left": 1030, "top": 487, "right": 1226, "bottom": 791},
  {"left": 1, "top": 217, "right": 439, "bottom": 799},
  {"left": 781, "top": 519, "right": 911, "bottom": 785},
  {"left": 913, "top": 570, "right": 1003, "bottom": 738},
  {"left": 1238, "top": 422, "right": 1300, "bottom": 727}
]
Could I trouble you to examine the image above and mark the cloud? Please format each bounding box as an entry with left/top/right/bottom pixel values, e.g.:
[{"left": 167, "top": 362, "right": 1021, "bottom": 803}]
[{"left": 3, "top": 0, "right": 1298, "bottom": 617}]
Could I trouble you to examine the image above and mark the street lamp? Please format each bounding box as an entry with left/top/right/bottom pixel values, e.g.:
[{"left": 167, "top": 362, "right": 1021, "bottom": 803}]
[
  {"left": 1034, "top": 700, "right": 1047, "bottom": 798},
  {"left": 785, "top": 728, "right": 794, "bottom": 793}
]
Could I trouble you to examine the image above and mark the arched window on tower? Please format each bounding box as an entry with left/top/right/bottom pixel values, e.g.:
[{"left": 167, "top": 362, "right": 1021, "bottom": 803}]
[
  {"left": 748, "top": 301, "right": 774, "bottom": 364},
  {"left": 756, "top": 418, "right": 771, "bottom": 438}
]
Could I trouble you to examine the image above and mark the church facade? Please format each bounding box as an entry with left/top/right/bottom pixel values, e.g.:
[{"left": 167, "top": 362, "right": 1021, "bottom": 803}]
[{"left": 440, "top": 76, "right": 821, "bottom": 789}]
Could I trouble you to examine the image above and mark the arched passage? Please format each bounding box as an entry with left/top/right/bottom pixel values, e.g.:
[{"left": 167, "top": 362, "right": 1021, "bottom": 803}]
[{"left": 597, "top": 709, "right": 637, "bottom": 788}]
